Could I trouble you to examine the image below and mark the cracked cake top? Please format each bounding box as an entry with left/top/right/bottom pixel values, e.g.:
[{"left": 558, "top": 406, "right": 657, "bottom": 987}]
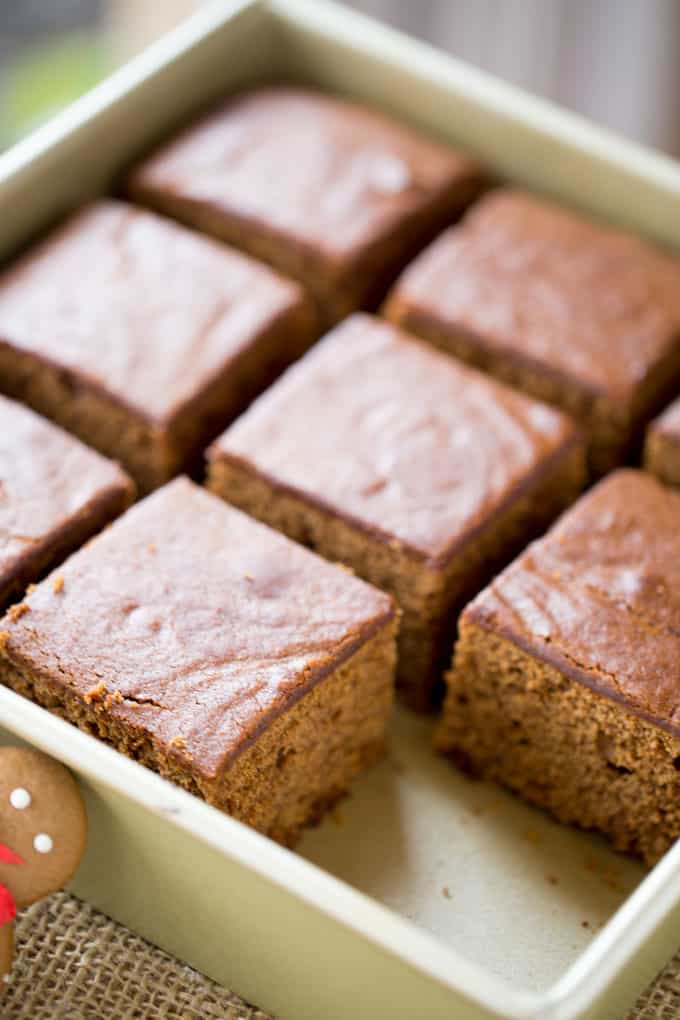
[
  {"left": 126, "top": 86, "right": 484, "bottom": 321},
  {"left": 464, "top": 469, "right": 680, "bottom": 734},
  {"left": 0, "top": 478, "right": 394, "bottom": 779},
  {"left": 210, "top": 314, "right": 581, "bottom": 566},
  {"left": 0, "top": 200, "right": 305, "bottom": 425},
  {"left": 0, "top": 395, "right": 133, "bottom": 607}
]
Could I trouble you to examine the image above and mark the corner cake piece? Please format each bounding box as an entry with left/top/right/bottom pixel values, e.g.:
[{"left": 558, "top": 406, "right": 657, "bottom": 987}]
[
  {"left": 384, "top": 189, "right": 680, "bottom": 475},
  {"left": 0, "top": 200, "right": 316, "bottom": 492},
  {"left": 436, "top": 469, "right": 680, "bottom": 866},
  {"left": 0, "top": 478, "right": 397, "bottom": 846},
  {"left": 0, "top": 395, "right": 134, "bottom": 609},
  {"left": 207, "top": 314, "right": 585, "bottom": 710},
  {"left": 126, "top": 86, "right": 485, "bottom": 325},
  {"left": 644, "top": 396, "right": 680, "bottom": 487}
]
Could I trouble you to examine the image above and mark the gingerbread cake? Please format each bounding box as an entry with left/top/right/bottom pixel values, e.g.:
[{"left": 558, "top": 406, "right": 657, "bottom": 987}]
[
  {"left": 0, "top": 200, "right": 316, "bottom": 492},
  {"left": 126, "top": 86, "right": 485, "bottom": 325},
  {"left": 207, "top": 314, "right": 585, "bottom": 709},
  {"left": 0, "top": 395, "right": 133, "bottom": 609},
  {"left": 436, "top": 469, "right": 680, "bottom": 866},
  {"left": 644, "top": 396, "right": 680, "bottom": 487},
  {"left": 384, "top": 189, "right": 680, "bottom": 475},
  {"left": 0, "top": 478, "right": 397, "bottom": 846}
]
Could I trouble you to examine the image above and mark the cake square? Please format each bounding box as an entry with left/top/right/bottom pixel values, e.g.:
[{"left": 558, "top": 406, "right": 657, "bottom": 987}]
[
  {"left": 0, "top": 395, "right": 134, "bottom": 609},
  {"left": 0, "top": 200, "right": 316, "bottom": 492},
  {"left": 0, "top": 478, "right": 396, "bottom": 845},
  {"left": 384, "top": 189, "right": 680, "bottom": 475},
  {"left": 207, "top": 314, "right": 585, "bottom": 709},
  {"left": 436, "top": 469, "right": 680, "bottom": 865},
  {"left": 126, "top": 86, "right": 485, "bottom": 325},
  {"left": 645, "top": 397, "right": 680, "bottom": 487}
]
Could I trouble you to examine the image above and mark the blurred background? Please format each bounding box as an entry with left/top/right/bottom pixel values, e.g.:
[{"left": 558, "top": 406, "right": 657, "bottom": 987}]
[{"left": 0, "top": 0, "right": 679, "bottom": 158}]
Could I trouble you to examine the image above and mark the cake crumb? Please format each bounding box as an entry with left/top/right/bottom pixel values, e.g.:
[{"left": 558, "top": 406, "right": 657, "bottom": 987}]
[
  {"left": 243, "top": 573, "right": 255, "bottom": 582},
  {"left": 26, "top": 584, "right": 37, "bottom": 595},
  {"left": 148, "top": 543, "right": 157, "bottom": 554},
  {"left": 583, "top": 855, "right": 623, "bottom": 891},
  {"left": 52, "top": 575, "right": 65, "bottom": 594},
  {"left": 170, "top": 735, "right": 187, "bottom": 750},
  {"left": 522, "top": 828, "right": 541, "bottom": 845},
  {"left": 6, "top": 603, "right": 29, "bottom": 622},
  {"left": 546, "top": 874, "right": 559, "bottom": 886},
  {"left": 581, "top": 920, "right": 590, "bottom": 929},
  {"left": 442, "top": 886, "right": 452, "bottom": 899},
  {"left": 470, "top": 800, "right": 502, "bottom": 817},
  {"left": 0, "top": 631, "right": 10, "bottom": 651},
  {"left": 104, "top": 690, "right": 124, "bottom": 708},
  {"left": 333, "top": 562, "right": 355, "bottom": 576},
  {"left": 84, "top": 681, "right": 107, "bottom": 704}
]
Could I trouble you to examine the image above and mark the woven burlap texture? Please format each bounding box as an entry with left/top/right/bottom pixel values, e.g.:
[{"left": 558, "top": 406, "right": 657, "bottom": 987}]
[
  {"left": 4, "top": 894, "right": 271, "bottom": 1020},
  {"left": 3, "top": 892, "right": 679, "bottom": 1019}
]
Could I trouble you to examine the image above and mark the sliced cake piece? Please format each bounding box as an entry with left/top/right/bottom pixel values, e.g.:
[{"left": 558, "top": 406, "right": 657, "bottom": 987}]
[
  {"left": 0, "top": 394, "right": 133, "bottom": 609},
  {"left": 0, "top": 200, "right": 316, "bottom": 492},
  {"left": 126, "top": 86, "right": 485, "bottom": 325},
  {"left": 0, "top": 478, "right": 397, "bottom": 846},
  {"left": 645, "top": 396, "right": 680, "bottom": 487},
  {"left": 207, "top": 314, "right": 585, "bottom": 709},
  {"left": 385, "top": 189, "right": 680, "bottom": 475},
  {"left": 436, "top": 470, "right": 680, "bottom": 866}
]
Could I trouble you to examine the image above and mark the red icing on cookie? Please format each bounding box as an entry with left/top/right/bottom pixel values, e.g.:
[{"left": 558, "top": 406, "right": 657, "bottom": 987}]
[
  {"left": 0, "top": 886, "right": 16, "bottom": 927},
  {"left": 0, "top": 844, "right": 23, "bottom": 866}
]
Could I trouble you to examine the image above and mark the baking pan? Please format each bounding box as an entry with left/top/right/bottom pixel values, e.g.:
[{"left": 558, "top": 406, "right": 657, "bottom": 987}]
[{"left": 1, "top": 2, "right": 680, "bottom": 1018}]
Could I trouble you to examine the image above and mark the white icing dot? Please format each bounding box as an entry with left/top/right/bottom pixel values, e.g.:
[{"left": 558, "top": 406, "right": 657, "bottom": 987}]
[
  {"left": 33, "top": 833, "right": 53, "bottom": 854},
  {"left": 9, "top": 788, "right": 31, "bottom": 810},
  {"left": 528, "top": 402, "right": 560, "bottom": 435},
  {"left": 369, "top": 154, "right": 411, "bottom": 194}
]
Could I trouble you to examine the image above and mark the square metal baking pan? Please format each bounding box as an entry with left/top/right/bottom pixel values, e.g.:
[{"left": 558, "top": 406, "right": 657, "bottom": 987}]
[{"left": 1, "top": 2, "right": 680, "bottom": 1018}]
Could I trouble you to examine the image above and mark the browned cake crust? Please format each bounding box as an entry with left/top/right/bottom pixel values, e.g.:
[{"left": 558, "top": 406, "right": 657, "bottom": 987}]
[
  {"left": 0, "top": 200, "right": 316, "bottom": 493},
  {"left": 0, "top": 478, "right": 397, "bottom": 846},
  {"left": 644, "top": 396, "right": 680, "bottom": 487},
  {"left": 436, "top": 469, "right": 680, "bottom": 865},
  {"left": 384, "top": 189, "right": 680, "bottom": 476},
  {"left": 208, "top": 314, "right": 585, "bottom": 709},
  {"left": 126, "top": 86, "right": 485, "bottom": 325},
  {"left": 0, "top": 395, "right": 134, "bottom": 609}
]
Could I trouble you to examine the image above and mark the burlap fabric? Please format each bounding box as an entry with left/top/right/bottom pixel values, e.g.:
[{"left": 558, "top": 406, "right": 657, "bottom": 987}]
[{"left": 2, "top": 892, "right": 679, "bottom": 1019}]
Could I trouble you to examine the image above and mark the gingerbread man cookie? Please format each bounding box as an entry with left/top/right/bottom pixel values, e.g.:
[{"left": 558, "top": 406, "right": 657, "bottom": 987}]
[{"left": 0, "top": 748, "right": 87, "bottom": 993}]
